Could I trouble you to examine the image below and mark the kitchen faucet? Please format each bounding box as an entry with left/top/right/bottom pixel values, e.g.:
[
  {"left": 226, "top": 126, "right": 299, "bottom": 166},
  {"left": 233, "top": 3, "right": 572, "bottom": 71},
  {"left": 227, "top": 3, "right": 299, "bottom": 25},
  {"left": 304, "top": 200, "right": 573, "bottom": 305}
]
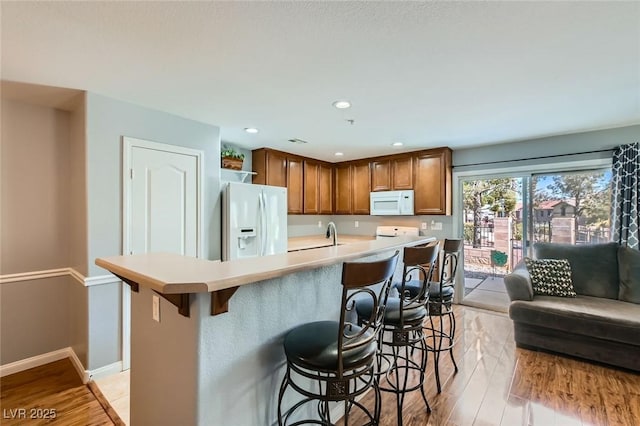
[{"left": 326, "top": 221, "right": 338, "bottom": 246}]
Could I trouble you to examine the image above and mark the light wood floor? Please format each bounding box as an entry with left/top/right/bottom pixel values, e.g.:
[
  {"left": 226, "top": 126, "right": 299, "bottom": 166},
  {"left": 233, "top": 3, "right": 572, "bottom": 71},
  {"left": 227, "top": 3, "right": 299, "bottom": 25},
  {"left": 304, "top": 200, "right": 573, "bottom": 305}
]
[
  {"left": 343, "top": 305, "right": 640, "bottom": 425},
  {"left": 3, "top": 306, "right": 639, "bottom": 425},
  {"left": 0, "top": 358, "right": 116, "bottom": 425}
]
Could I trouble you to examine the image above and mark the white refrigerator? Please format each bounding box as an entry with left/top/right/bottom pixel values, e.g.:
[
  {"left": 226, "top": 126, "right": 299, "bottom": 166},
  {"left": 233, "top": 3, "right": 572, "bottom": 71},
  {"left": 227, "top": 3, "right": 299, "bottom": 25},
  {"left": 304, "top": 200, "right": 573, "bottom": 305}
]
[{"left": 223, "top": 182, "right": 288, "bottom": 261}]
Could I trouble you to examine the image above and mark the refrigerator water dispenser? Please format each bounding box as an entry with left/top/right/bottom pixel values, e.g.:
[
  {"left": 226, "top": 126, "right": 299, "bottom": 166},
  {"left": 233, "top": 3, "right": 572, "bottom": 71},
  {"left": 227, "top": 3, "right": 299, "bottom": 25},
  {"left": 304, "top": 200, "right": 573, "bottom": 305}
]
[{"left": 237, "top": 227, "right": 257, "bottom": 253}]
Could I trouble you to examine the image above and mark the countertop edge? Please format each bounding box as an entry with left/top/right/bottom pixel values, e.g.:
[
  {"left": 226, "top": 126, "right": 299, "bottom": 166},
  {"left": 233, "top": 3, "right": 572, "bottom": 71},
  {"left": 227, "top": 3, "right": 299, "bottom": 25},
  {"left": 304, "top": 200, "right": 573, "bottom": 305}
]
[
  {"left": 96, "top": 236, "right": 437, "bottom": 294},
  {"left": 203, "top": 236, "right": 436, "bottom": 292}
]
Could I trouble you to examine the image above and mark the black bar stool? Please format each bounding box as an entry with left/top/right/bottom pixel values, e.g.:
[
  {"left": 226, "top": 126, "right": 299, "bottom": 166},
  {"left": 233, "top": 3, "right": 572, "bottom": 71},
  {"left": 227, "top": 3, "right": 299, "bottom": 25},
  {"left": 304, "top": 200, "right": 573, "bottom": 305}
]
[
  {"left": 424, "top": 239, "right": 462, "bottom": 393},
  {"left": 277, "top": 251, "right": 399, "bottom": 426},
  {"left": 355, "top": 243, "right": 439, "bottom": 426}
]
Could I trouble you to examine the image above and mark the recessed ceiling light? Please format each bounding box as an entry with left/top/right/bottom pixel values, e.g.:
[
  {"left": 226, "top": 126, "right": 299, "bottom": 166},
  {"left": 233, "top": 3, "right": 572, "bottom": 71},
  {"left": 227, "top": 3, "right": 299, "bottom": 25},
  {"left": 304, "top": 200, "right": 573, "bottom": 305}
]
[
  {"left": 334, "top": 152, "right": 344, "bottom": 156},
  {"left": 244, "top": 127, "right": 259, "bottom": 134},
  {"left": 332, "top": 100, "right": 351, "bottom": 109},
  {"left": 392, "top": 142, "right": 404, "bottom": 147}
]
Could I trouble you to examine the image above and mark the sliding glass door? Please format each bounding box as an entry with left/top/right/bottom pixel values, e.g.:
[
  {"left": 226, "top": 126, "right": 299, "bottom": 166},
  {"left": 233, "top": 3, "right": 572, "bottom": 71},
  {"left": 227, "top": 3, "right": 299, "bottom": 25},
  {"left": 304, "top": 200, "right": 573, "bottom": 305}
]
[
  {"left": 459, "top": 167, "right": 612, "bottom": 312},
  {"left": 461, "top": 175, "right": 526, "bottom": 312},
  {"left": 530, "top": 169, "right": 612, "bottom": 246}
]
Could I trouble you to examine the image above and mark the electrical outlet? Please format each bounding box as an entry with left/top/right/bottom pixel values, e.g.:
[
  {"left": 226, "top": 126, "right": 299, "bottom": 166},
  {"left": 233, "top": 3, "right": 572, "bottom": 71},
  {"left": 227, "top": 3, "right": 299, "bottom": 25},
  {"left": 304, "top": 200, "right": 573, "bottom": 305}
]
[
  {"left": 152, "top": 295, "right": 160, "bottom": 322},
  {"left": 421, "top": 222, "right": 427, "bottom": 230},
  {"left": 355, "top": 221, "right": 359, "bottom": 228},
  {"left": 431, "top": 222, "right": 443, "bottom": 231},
  {"left": 318, "top": 221, "right": 322, "bottom": 228}
]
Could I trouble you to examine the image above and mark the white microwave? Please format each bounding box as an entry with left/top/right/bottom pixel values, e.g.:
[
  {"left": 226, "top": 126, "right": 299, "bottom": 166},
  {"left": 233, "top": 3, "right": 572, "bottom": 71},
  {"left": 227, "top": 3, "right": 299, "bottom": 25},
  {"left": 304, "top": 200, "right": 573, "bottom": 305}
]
[{"left": 369, "top": 190, "right": 414, "bottom": 216}]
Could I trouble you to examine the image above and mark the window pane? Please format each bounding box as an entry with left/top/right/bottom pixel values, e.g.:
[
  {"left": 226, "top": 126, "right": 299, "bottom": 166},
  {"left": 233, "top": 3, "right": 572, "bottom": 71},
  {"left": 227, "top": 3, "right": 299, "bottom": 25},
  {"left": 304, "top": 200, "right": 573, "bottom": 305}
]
[{"left": 531, "top": 169, "right": 612, "bottom": 245}]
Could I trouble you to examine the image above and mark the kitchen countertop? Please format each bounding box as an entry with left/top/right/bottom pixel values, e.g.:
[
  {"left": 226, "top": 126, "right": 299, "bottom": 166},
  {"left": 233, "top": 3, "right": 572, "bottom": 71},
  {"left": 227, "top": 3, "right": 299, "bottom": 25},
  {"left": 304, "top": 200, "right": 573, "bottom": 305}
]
[
  {"left": 287, "top": 234, "right": 376, "bottom": 251},
  {"left": 95, "top": 235, "right": 436, "bottom": 295}
]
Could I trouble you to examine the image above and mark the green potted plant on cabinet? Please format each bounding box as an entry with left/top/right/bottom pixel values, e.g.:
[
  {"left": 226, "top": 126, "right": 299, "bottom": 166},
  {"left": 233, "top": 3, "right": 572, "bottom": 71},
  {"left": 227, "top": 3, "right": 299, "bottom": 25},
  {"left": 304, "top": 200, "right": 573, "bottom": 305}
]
[{"left": 221, "top": 145, "right": 245, "bottom": 170}]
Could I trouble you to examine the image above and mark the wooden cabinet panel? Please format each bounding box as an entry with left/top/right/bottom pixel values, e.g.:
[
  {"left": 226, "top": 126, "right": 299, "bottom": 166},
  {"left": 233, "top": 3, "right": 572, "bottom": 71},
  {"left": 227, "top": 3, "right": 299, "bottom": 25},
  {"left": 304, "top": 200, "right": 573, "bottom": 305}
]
[
  {"left": 267, "top": 152, "right": 288, "bottom": 188},
  {"left": 303, "top": 161, "right": 320, "bottom": 214},
  {"left": 371, "top": 160, "right": 391, "bottom": 191},
  {"left": 392, "top": 156, "right": 413, "bottom": 190},
  {"left": 287, "top": 157, "right": 304, "bottom": 214},
  {"left": 253, "top": 146, "right": 450, "bottom": 216},
  {"left": 334, "top": 164, "right": 352, "bottom": 214},
  {"left": 319, "top": 164, "right": 333, "bottom": 214},
  {"left": 352, "top": 161, "right": 371, "bottom": 214},
  {"left": 252, "top": 149, "right": 286, "bottom": 187},
  {"left": 414, "top": 149, "right": 452, "bottom": 215},
  {"left": 372, "top": 156, "right": 413, "bottom": 191}
]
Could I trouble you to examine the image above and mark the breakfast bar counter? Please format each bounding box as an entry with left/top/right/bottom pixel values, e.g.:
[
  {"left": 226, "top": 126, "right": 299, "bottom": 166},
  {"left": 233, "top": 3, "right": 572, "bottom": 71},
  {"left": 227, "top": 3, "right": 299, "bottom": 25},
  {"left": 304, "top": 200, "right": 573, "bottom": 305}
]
[
  {"left": 286, "top": 234, "right": 376, "bottom": 251},
  {"left": 96, "top": 235, "right": 432, "bottom": 295},
  {"left": 95, "top": 234, "right": 435, "bottom": 426}
]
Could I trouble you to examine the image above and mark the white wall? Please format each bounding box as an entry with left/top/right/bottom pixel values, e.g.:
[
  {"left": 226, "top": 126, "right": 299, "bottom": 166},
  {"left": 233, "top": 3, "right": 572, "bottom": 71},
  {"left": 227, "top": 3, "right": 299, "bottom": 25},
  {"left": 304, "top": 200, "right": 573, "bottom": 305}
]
[
  {"left": 453, "top": 124, "right": 640, "bottom": 170},
  {"left": 85, "top": 93, "right": 221, "bottom": 369},
  {"left": 0, "top": 99, "right": 76, "bottom": 364}
]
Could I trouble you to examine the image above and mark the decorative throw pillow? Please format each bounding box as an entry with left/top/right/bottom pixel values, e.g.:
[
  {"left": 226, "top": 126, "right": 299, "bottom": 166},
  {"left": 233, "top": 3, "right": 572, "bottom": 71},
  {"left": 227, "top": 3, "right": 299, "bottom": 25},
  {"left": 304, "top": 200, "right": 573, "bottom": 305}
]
[{"left": 524, "top": 258, "right": 577, "bottom": 297}]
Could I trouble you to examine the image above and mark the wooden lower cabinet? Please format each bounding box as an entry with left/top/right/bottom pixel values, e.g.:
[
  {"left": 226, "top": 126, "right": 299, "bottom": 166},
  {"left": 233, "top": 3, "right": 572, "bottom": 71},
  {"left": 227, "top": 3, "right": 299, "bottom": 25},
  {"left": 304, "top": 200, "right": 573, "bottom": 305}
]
[{"left": 413, "top": 148, "right": 452, "bottom": 215}]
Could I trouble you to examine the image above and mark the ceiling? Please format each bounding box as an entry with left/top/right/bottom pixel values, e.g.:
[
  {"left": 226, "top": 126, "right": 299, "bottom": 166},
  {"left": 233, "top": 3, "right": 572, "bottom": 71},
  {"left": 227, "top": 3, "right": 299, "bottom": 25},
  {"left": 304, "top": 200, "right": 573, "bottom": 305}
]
[{"left": 2, "top": 1, "right": 639, "bottom": 162}]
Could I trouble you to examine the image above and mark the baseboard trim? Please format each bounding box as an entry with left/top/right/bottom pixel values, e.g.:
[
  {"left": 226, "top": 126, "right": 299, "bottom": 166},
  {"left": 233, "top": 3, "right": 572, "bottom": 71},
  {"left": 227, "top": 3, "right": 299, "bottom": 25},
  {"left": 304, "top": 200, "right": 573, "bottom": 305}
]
[
  {"left": 67, "top": 348, "right": 91, "bottom": 383},
  {"left": 0, "top": 268, "right": 119, "bottom": 287},
  {"left": 1, "top": 348, "right": 123, "bottom": 384},
  {"left": 0, "top": 348, "right": 73, "bottom": 378},
  {"left": 87, "top": 361, "right": 123, "bottom": 382}
]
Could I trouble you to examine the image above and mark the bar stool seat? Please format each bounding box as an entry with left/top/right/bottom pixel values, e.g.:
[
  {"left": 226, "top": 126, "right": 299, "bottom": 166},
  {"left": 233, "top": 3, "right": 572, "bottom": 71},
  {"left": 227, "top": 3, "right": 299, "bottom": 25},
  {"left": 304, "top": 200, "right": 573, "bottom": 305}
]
[
  {"left": 355, "top": 243, "right": 440, "bottom": 426},
  {"left": 283, "top": 321, "right": 376, "bottom": 370},
  {"left": 277, "top": 252, "right": 400, "bottom": 426},
  {"left": 398, "top": 280, "right": 454, "bottom": 300},
  {"left": 355, "top": 298, "right": 427, "bottom": 326}
]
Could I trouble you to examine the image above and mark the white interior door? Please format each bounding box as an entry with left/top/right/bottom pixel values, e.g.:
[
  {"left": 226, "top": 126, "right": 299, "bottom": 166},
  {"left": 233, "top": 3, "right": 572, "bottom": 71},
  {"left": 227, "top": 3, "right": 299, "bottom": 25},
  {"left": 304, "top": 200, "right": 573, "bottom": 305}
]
[{"left": 122, "top": 137, "right": 202, "bottom": 370}]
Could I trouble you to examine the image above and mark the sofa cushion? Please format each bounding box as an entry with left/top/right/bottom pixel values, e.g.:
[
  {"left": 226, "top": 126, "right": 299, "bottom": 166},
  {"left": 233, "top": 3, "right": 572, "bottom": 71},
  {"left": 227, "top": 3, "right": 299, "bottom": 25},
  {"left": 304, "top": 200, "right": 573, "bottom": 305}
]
[
  {"left": 618, "top": 246, "right": 640, "bottom": 303},
  {"left": 509, "top": 295, "right": 640, "bottom": 346},
  {"left": 534, "top": 242, "right": 620, "bottom": 299},
  {"left": 524, "top": 258, "right": 576, "bottom": 297}
]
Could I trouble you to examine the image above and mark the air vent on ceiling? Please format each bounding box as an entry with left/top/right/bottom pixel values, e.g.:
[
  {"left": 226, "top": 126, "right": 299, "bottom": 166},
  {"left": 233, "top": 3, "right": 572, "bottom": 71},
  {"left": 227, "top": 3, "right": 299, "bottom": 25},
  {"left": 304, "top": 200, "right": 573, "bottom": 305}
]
[{"left": 288, "top": 138, "right": 309, "bottom": 144}]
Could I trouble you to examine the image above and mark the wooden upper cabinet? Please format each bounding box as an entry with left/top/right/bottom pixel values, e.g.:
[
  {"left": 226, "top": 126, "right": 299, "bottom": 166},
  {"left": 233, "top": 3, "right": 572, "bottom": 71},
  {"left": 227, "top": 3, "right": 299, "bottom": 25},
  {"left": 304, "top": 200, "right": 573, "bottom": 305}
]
[
  {"left": 303, "top": 161, "right": 320, "bottom": 214},
  {"left": 352, "top": 161, "right": 371, "bottom": 214},
  {"left": 318, "top": 164, "right": 333, "bottom": 214},
  {"left": 372, "top": 156, "right": 413, "bottom": 191},
  {"left": 252, "top": 149, "right": 286, "bottom": 187},
  {"left": 253, "top": 148, "right": 333, "bottom": 215},
  {"left": 392, "top": 156, "right": 413, "bottom": 190},
  {"left": 287, "top": 157, "right": 304, "bottom": 214},
  {"left": 371, "top": 160, "right": 391, "bottom": 191},
  {"left": 253, "top": 146, "right": 450, "bottom": 216},
  {"left": 334, "top": 163, "right": 352, "bottom": 214},
  {"left": 413, "top": 148, "right": 452, "bottom": 215}
]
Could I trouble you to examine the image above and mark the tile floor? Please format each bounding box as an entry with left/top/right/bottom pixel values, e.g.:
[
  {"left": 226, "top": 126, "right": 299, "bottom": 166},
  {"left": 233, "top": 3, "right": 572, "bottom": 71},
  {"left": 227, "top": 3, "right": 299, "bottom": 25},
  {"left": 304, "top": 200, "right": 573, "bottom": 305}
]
[
  {"left": 463, "top": 275, "right": 510, "bottom": 313},
  {"left": 94, "top": 370, "right": 130, "bottom": 425}
]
